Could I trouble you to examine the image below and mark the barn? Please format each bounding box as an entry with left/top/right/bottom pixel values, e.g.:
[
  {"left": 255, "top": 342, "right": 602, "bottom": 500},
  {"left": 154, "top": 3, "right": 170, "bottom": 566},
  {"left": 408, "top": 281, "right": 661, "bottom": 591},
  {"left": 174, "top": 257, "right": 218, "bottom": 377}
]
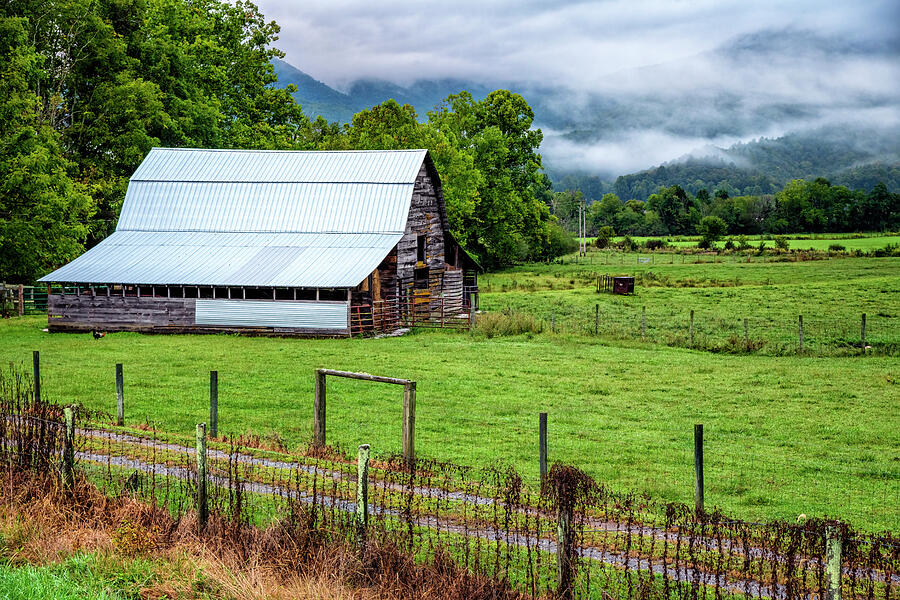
[{"left": 39, "top": 148, "right": 479, "bottom": 336}]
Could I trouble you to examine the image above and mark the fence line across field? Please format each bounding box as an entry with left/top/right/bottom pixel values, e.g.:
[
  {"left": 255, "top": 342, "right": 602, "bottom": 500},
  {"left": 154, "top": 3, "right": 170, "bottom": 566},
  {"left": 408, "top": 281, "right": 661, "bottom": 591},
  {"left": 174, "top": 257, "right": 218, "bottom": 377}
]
[{"left": 3, "top": 360, "right": 898, "bottom": 600}]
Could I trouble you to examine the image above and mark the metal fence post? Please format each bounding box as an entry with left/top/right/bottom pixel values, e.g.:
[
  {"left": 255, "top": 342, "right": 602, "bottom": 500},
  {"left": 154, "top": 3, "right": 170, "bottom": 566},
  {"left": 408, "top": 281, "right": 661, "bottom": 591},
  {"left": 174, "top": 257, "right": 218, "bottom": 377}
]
[
  {"left": 557, "top": 496, "right": 573, "bottom": 599},
  {"left": 689, "top": 310, "right": 695, "bottom": 346},
  {"left": 314, "top": 369, "right": 326, "bottom": 446},
  {"left": 594, "top": 304, "right": 599, "bottom": 335},
  {"left": 32, "top": 351, "right": 40, "bottom": 404},
  {"left": 860, "top": 313, "right": 866, "bottom": 347},
  {"left": 539, "top": 412, "right": 548, "bottom": 484},
  {"left": 641, "top": 306, "right": 646, "bottom": 340},
  {"left": 116, "top": 363, "right": 124, "bottom": 426},
  {"left": 209, "top": 371, "right": 218, "bottom": 438},
  {"left": 694, "top": 423, "right": 704, "bottom": 513},
  {"left": 62, "top": 405, "right": 75, "bottom": 490},
  {"left": 825, "top": 524, "right": 843, "bottom": 600},
  {"left": 799, "top": 314, "right": 804, "bottom": 350},
  {"left": 196, "top": 423, "right": 208, "bottom": 532},
  {"left": 356, "top": 443, "right": 370, "bottom": 547},
  {"left": 744, "top": 318, "right": 749, "bottom": 347}
]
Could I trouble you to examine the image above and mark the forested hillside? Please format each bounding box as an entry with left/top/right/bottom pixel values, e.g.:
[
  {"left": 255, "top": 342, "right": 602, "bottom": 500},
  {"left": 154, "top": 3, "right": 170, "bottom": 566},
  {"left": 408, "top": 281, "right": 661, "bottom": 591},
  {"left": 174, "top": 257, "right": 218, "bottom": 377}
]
[{"left": 556, "top": 127, "right": 900, "bottom": 203}]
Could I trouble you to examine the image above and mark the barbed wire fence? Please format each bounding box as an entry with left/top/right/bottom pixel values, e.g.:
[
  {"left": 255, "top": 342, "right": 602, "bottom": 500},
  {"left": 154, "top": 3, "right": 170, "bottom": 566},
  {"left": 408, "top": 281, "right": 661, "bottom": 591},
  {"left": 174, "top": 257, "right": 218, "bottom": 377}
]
[{"left": 2, "top": 365, "right": 897, "bottom": 600}]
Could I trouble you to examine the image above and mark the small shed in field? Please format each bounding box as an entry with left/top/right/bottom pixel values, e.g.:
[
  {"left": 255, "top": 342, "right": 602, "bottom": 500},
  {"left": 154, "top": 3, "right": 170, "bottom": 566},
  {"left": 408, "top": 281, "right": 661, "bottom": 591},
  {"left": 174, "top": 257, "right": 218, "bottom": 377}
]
[{"left": 39, "top": 148, "right": 478, "bottom": 336}]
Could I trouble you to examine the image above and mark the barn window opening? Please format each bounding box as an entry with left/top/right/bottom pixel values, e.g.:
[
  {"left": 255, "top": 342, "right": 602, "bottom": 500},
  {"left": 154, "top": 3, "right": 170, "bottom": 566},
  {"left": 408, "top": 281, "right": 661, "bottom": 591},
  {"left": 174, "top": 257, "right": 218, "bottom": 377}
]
[
  {"left": 297, "top": 288, "right": 317, "bottom": 300},
  {"left": 414, "top": 267, "right": 430, "bottom": 290},
  {"left": 275, "top": 288, "right": 293, "bottom": 300},
  {"left": 319, "top": 288, "right": 347, "bottom": 302},
  {"left": 244, "top": 287, "right": 271, "bottom": 300},
  {"left": 417, "top": 235, "right": 426, "bottom": 263}
]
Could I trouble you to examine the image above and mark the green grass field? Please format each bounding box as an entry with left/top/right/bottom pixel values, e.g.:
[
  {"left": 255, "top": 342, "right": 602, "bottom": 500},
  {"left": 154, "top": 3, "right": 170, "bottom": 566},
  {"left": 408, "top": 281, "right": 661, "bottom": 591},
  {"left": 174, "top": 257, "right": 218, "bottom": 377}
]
[
  {"left": 480, "top": 256, "right": 900, "bottom": 355},
  {"left": 595, "top": 233, "right": 900, "bottom": 251},
  {"left": 1, "top": 306, "right": 897, "bottom": 530}
]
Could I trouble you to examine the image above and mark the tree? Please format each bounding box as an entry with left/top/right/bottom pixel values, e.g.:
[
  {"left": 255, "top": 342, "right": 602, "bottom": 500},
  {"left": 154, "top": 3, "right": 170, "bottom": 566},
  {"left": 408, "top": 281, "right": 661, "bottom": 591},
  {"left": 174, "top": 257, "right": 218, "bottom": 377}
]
[
  {"left": 696, "top": 216, "right": 728, "bottom": 248},
  {"left": 428, "top": 90, "right": 554, "bottom": 265},
  {"left": 0, "top": 16, "right": 94, "bottom": 282}
]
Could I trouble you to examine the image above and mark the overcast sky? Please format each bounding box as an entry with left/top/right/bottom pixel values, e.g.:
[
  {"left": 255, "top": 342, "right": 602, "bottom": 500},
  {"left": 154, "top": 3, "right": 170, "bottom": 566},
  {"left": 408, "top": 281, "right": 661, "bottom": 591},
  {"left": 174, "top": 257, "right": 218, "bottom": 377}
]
[{"left": 255, "top": 0, "right": 899, "bottom": 174}]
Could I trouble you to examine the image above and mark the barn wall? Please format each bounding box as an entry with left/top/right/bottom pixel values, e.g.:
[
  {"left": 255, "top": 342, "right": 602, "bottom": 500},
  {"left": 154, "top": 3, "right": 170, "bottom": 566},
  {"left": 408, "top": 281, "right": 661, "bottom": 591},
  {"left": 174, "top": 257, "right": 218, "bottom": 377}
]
[
  {"left": 398, "top": 164, "right": 445, "bottom": 280},
  {"left": 47, "top": 294, "right": 349, "bottom": 336}
]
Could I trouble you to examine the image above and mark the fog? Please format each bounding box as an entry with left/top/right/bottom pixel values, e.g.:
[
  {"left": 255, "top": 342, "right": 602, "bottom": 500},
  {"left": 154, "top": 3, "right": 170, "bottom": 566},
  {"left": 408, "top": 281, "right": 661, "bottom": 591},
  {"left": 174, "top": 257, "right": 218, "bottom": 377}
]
[{"left": 255, "top": 0, "right": 900, "bottom": 175}]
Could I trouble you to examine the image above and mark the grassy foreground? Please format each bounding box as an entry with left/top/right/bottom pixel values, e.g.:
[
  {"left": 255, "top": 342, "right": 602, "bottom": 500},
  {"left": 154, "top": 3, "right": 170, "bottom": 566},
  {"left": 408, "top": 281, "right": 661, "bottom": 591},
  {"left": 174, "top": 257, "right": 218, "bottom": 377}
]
[{"left": 0, "top": 316, "right": 897, "bottom": 531}]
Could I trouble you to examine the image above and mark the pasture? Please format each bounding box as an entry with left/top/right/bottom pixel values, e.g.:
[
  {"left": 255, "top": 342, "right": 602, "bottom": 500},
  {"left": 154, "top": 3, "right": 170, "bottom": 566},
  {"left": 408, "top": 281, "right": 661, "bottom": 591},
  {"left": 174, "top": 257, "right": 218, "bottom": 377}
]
[
  {"left": 480, "top": 256, "right": 900, "bottom": 355},
  {"left": 599, "top": 233, "right": 900, "bottom": 251},
  {"left": 1, "top": 292, "right": 897, "bottom": 531}
]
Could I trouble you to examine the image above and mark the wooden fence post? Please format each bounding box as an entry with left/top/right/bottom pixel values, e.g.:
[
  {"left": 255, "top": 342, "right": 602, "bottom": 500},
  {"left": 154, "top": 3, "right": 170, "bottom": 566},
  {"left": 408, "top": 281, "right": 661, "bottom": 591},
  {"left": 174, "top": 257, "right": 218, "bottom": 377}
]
[
  {"left": 116, "top": 363, "right": 124, "bottom": 426},
  {"left": 32, "top": 351, "right": 40, "bottom": 404},
  {"left": 860, "top": 313, "right": 866, "bottom": 347},
  {"left": 356, "top": 443, "right": 370, "bottom": 546},
  {"left": 694, "top": 423, "right": 704, "bottom": 513},
  {"left": 825, "top": 524, "right": 843, "bottom": 600},
  {"left": 557, "top": 496, "right": 573, "bottom": 599},
  {"left": 402, "top": 382, "right": 416, "bottom": 465},
  {"left": 209, "top": 371, "right": 218, "bottom": 438},
  {"left": 196, "top": 423, "right": 208, "bottom": 532},
  {"left": 689, "top": 310, "right": 695, "bottom": 346},
  {"left": 539, "top": 412, "right": 548, "bottom": 484},
  {"left": 744, "top": 318, "right": 749, "bottom": 347},
  {"left": 314, "top": 369, "right": 326, "bottom": 446},
  {"left": 798, "top": 314, "right": 804, "bottom": 350},
  {"left": 641, "top": 306, "right": 646, "bottom": 340},
  {"left": 62, "top": 405, "right": 75, "bottom": 490},
  {"left": 594, "top": 304, "right": 599, "bottom": 335},
  {"left": 17, "top": 285, "right": 24, "bottom": 317},
  {"left": 551, "top": 313, "right": 556, "bottom": 333}
]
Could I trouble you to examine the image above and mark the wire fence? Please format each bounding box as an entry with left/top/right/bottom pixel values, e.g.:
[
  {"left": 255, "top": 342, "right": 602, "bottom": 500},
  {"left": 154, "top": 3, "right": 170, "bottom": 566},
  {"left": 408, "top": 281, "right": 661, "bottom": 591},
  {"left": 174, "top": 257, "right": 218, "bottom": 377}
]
[
  {"left": 478, "top": 296, "right": 897, "bottom": 356},
  {"left": 2, "top": 367, "right": 897, "bottom": 600}
]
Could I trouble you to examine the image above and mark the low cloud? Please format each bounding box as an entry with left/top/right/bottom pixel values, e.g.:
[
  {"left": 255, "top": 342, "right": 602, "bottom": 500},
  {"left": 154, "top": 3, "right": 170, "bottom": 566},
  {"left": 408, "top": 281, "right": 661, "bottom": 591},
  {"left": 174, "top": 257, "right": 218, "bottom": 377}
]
[{"left": 256, "top": 0, "right": 900, "bottom": 175}]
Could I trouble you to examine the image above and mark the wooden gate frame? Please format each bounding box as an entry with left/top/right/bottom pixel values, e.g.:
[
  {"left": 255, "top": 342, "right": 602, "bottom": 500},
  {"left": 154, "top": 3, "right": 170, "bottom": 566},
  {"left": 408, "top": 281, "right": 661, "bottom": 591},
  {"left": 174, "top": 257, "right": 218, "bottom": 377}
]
[{"left": 313, "top": 368, "right": 416, "bottom": 464}]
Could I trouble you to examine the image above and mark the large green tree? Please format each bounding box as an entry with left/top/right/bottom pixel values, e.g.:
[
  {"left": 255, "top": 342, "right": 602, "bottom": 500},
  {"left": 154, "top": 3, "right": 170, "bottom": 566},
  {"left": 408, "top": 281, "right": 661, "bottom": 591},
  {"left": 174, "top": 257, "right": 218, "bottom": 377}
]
[
  {"left": 1, "top": 0, "right": 311, "bottom": 263},
  {"left": 0, "top": 16, "right": 93, "bottom": 282},
  {"left": 428, "top": 90, "right": 553, "bottom": 266}
]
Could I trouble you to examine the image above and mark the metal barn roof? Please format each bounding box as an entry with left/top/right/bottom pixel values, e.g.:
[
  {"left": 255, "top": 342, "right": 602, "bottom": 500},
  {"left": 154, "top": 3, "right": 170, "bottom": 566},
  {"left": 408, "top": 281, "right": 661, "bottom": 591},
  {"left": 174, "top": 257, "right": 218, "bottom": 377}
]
[{"left": 40, "top": 148, "right": 431, "bottom": 287}]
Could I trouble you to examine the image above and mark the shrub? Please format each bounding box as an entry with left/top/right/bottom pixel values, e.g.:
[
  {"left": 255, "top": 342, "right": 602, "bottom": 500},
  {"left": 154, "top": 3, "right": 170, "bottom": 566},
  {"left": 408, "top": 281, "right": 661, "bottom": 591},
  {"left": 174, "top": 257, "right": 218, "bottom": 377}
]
[
  {"left": 617, "top": 235, "right": 638, "bottom": 252},
  {"left": 545, "top": 222, "right": 578, "bottom": 258},
  {"left": 644, "top": 238, "right": 668, "bottom": 250},
  {"left": 723, "top": 238, "right": 735, "bottom": 251},
  {"left": 872, "top": 243, "right": 900, "bottom": 257},
  {"left": 594, "top": 226, "right": 615, "bottom": 249},
  {"left": 472, "top": 310, "right": 543, "bottom": 338},
  {"left": 828, "top": 243, "right": 846, "bottom": 252},
  {"left": 773, "top": 235, "right": 790, "bottom": 250},
  {"left": 736, "top": 234, "right": 751, "bottom": 250},
  {"left": 757, "top": 240, "right": 767, "bottom": 255},
  {"left": 696, "top": 216, "right": 728, "bottom": 247},
  {"left": 697, "top": 238, "right": 711, "bottom": 249}
]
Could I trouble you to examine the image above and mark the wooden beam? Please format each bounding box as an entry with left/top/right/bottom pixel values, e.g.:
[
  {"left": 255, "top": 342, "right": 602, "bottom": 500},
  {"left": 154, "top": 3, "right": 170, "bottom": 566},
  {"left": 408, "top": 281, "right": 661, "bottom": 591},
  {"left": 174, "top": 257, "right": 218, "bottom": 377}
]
[{"left": 317, "top": 368, "right": 413, "bottom": 386}]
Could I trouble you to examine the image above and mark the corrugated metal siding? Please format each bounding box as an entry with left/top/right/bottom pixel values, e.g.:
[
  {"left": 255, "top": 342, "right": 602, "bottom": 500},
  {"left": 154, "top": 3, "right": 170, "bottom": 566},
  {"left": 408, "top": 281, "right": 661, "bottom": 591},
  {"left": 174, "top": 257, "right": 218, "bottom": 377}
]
[
  {"left": 195, "top": 299, "right": 348, "bottom": 330},
  {"left": 39, "top": 232, "right": 400, "bottom": 287}
]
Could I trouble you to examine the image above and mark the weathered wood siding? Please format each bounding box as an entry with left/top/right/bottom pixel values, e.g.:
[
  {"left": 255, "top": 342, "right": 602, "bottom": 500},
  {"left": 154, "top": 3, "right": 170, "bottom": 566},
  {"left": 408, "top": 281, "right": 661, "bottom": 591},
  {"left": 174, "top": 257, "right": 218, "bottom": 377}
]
[
  {"left": 397, "top": 164, "right": 446, "bottom": 282},
  {"left": 47, "top": 294, "right": 349, "bottom": 336}
]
